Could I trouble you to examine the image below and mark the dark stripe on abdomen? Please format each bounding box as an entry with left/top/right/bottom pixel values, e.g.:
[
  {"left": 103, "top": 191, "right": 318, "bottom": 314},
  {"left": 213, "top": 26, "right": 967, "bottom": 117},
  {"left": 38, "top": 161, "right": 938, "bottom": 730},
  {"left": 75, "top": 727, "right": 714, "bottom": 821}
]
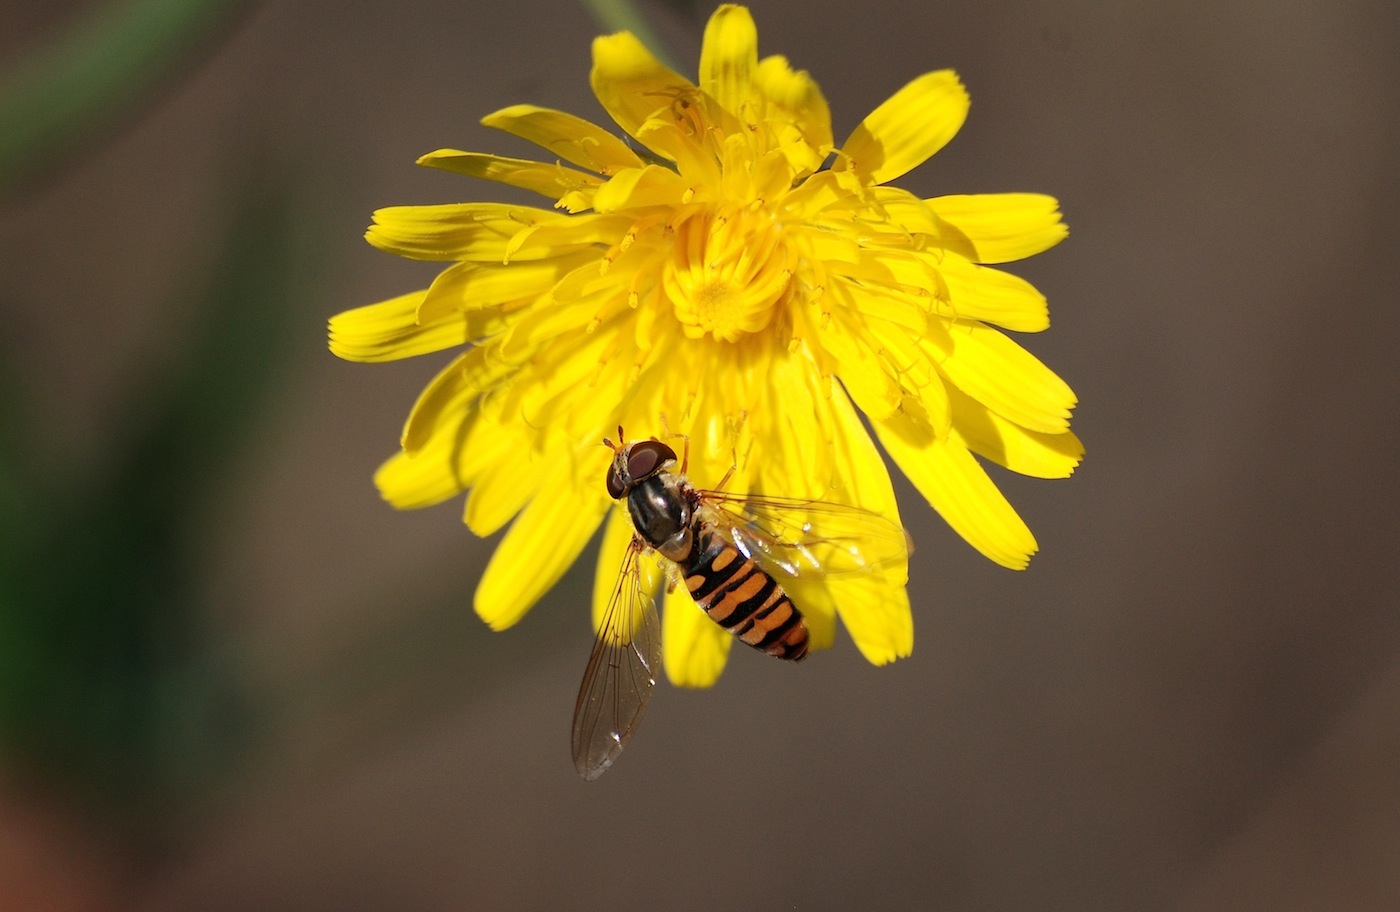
[{"left": 681, "top": 526, "right": 809, "bottom": 661}]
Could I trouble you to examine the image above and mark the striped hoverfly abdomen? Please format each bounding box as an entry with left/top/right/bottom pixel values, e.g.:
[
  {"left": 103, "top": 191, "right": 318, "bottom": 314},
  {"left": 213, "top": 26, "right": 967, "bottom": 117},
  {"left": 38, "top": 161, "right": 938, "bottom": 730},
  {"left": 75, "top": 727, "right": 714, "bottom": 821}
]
[{"left": 678, "top": 522, "right": 808, "bottom": 661}]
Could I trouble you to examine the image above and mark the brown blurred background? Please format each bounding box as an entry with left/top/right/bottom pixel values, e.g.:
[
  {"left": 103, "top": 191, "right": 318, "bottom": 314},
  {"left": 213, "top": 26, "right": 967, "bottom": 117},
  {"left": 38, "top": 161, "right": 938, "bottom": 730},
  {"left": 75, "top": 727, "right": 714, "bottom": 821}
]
[{"left": 1, "top": 0, "right": 1397, "bottom": 909}]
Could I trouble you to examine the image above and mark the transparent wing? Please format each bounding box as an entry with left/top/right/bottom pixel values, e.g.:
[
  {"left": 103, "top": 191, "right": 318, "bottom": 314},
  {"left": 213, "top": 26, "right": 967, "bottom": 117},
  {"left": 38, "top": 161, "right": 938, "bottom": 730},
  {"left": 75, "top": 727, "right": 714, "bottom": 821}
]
[
  {"left": 571, "top": 539, "right": 662, "bottom": 781},
  {"left": 700, "top": 491, "right": 912, "bottom": 580}
]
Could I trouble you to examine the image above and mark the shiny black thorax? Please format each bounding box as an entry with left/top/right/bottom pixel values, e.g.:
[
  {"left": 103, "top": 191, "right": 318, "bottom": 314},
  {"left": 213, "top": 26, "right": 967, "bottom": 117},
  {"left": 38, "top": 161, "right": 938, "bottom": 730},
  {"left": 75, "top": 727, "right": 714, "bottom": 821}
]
[{"left": 626, "top": 472, "right": 695, "bottom": 557}]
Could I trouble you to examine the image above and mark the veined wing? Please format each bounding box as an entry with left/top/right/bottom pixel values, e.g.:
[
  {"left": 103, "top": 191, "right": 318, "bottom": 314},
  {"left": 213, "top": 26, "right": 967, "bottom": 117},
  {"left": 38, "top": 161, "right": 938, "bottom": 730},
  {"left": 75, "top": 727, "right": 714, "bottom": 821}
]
[
  {"left": 571, "top": 539, "right": 662, "bottom": 781},
  {"left": 699, "top": 491, "right": 911, "bottom": 580}
]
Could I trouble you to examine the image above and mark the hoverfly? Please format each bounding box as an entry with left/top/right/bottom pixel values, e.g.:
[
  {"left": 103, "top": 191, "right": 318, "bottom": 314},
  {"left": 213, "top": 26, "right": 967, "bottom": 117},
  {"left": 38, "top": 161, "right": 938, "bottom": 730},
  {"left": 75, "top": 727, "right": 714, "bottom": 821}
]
[{"left": 572, "top": 429, "right": 911, "bottom": 780}]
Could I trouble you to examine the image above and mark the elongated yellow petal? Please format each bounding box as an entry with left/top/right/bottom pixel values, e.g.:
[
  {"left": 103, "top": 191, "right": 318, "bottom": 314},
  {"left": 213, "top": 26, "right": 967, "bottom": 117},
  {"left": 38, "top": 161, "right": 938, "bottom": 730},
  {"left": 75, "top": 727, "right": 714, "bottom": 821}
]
[
  {"left": 480, "top": 104, "right": 644, "bottom": 175},
  {"left": 934, "top": 322, "right": 1076, "bottom": 434},
  {"left": 328, "top": 291, "right": 469, "bottom": 362},
  {"left": 373, "top": 444, "right": 467, "bottom": 511},
  {"left": 474, "top": 462, "right": 610, "bottom": 630},
  {"left": 833, "top": 574, "right": 913, "bottom": 664},
  {"left": 366, "top": 203, "right": 575, "bottom": 262},
  {"left": 836, "top": 70, "right": 969, "bottom": 185},
  {"left": 591, "top": 164, "right": 692, "bottom": 214},
  {"left": 377, "top": 408, "right": 513, "bottom": 510},
  {"left": 847, "top": 287, "right": 937, "bottom": 338},
  {"left": 928, "top": 253, "right": 1050, "bottom": 333},
  {"left": 501, "top": 214, "right": 631, "bottom": 262},
  {"left": 662, "top": 584, "right": 732, "bottom": 688},
  {"left": 946, "top": 383, "right": 1084, "bottom": 478},
  {"left": 416, "top": 150, "right": 601, "bottom": 209},
  {"left": 754, "top": 55, "right": 832, "bottom": 173},
  {"left": 826, "top": 384, "right": 904, "bottom": 534},
  {"left": 755, "top": 350, "right": 834, "bottom": 498},
  {"left": 417, "top": 264, "right": 480, "bottom": 326},
  {"left": 823, "top": 386, "right": 911, "bottom": 662},
  {"left": 592, "top": 507, "right": 631, "bottom": 633},
  {"left": 928, "top": 193, "right": 1068, "bottom": 264},
  {"left": 401, "top": 347, "right": 514, "bottom": 451},
  {"left": 821, "top": 246, "right": 921, "bottom": 286},
  {"left": 416, "top": 252, "right": 597, "bottom": 324},
  {"left": 853, "top": 313, "right": 952, "bottom": 436},
  {"left": 498, "top": 288, "right": 617, "bottom": 361},
  {"left": 746, "top": 360, "right": 912, "bottom": 662},
  {"left": 699, "top": 4, "right": 758, "bottom": 122},
  {"left": 498, "top": 329, "right": 628, "bottom": 430},
  {"left": 869, "top": 187, "right": 945, "bottom": 237},
  {"left": 463, "top": 442, "right": 544, "bottom": 536},
  {"left": 814, "top": 301, "right": 905, "bottom": 422},
  {"left": 590, "top": 31, "right": 697, "bottom": 161},
  {"left": 877, "top": 415, "right": 1037, "bottom": 569}
]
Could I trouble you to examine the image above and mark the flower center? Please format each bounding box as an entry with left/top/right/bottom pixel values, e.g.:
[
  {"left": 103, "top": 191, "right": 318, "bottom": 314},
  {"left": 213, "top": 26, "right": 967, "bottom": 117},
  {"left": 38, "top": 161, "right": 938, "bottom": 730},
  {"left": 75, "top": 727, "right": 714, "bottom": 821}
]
[{"left": 662, "top": 205, "right": 795, "bottom": 343}]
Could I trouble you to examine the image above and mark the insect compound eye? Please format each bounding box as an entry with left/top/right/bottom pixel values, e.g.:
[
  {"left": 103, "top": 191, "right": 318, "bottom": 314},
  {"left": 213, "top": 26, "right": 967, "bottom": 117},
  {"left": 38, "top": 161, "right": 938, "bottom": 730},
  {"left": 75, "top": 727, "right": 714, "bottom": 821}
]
[
  {"left": 604, "top": 463, "right": 627, "bottom": 500},
  {"left": 626, "top": 440, "right": 677, "bottom": 483}
]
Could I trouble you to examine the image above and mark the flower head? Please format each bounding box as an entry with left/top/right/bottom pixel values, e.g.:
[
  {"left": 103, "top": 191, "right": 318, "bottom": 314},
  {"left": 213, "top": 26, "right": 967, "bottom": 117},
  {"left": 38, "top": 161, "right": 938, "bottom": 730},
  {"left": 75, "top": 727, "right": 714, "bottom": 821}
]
[{"left": 329, "top": 4, "right": 1081, "bottom": 687}]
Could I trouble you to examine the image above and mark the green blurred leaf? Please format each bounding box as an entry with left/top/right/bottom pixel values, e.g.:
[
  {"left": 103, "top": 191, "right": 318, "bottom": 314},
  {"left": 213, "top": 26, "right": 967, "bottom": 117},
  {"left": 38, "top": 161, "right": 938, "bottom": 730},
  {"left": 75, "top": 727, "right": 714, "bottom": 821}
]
[{"left": 0, "top": 0, "right": 251, "bottom": 202}]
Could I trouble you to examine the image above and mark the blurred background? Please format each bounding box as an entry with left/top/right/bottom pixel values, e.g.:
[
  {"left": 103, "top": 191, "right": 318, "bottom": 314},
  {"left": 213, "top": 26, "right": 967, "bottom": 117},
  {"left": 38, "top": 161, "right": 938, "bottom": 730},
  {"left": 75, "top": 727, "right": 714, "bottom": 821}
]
[{"left": 1, "top": 0, "right": 1397, "bottom": 909}]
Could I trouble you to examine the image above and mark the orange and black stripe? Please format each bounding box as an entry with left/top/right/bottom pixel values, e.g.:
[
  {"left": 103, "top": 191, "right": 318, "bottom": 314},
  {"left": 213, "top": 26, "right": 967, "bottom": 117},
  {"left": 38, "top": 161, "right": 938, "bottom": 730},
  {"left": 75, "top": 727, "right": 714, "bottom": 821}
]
[{"left": 680, "top": 525, "right": 809, "bottom": 661}]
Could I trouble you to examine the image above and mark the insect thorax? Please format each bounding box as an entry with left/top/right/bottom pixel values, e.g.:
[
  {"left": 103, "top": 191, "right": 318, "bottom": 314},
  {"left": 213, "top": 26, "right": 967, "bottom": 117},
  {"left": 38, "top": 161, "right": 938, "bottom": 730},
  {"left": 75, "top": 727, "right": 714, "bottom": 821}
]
[{"left": 627, "top": 473, "right": 693, "bottom": 557}]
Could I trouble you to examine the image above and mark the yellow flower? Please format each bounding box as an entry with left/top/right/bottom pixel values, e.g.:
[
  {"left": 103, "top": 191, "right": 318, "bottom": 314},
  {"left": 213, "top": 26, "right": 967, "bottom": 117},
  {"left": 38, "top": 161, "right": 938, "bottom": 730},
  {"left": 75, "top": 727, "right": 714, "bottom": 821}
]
[{"left": 329, "top": 4, "right": 1081, "bottom": 687}]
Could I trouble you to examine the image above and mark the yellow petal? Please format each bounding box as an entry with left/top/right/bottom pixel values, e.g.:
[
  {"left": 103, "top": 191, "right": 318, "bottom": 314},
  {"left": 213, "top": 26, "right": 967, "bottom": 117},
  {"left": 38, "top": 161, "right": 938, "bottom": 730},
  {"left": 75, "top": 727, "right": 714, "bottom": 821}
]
[
  {"left": 754, "top": 350, "right": 834, "bottom": 498},
  {"left": 416, "top": 150, "right": 601, "bottom": 209},
  {"left": 639, "top": 122, "right": 723, "bottom": 191},
  {"left": 782, "top": 168, "right": 863, "bottom": 223},
  {"left": 853, "top": 288, "right": 937, "bottom": 337},
  {"left": 947, "top": 383, "right": 1084, "bottom": 479},
  {"left": 474, "top": 462, "right": 610, "bottom": 630},
  {"left": 749, "top": 380, "right": 909, "bottom": 660},
  {"left": 877, "top": 415, "right": 1037, "bottom": 569},
  {"left": 463, "top": 443, "right": 544, "bottom": 537},
  {"left": 401, "top": 347, "right": 515, "bottom": 452},
  {"left": 934, "top": 322, "right": 1076, "bottom": 434},
  {"left": 754, "top": 55, "right": 833, "bottom": 173},
  {"left": 823, "top": 386, "right": 912, "bottom": 662},
  {"left": 832, "top": 249, "right": 1035, "bottom": 336},
  {"left": 836, "top": 70, "right": 969, "bottom": 185},
  {"left": 376, "top": 408, "right": 508, "bottom": 510},
  {"left": 826, "top": 384, "right": 904, "bottom": 532},
  {"left": 832, "top": 574, "right": 913, "bottom": 664},
  {"left": 927, "top": 253, "right": 1050, "bottom": 333},
  {"left": 814, "top": 300, "right": 905, "bottom": 422},
  {"left": 699, "top": 4, "right": 758, "bottom": 121},
  {"left": 869, "top": 187, "right": 945, "bottom": 237},
  {"left": 590, "top": 164, "right": 692, "bottom": 214},
  {"left": 500, "top": 214, "right": 631, "bottom": 262},
  {"left": 416, "top": 252, "right": 598, "bottom": 324},
  {"left": 480, "top": 104, "right": 644, "bottom": 175},
  {"left": 328, "top": 291, "right": 468, "bottom": 362},
  {"left": 777, "top": 570, "right": 837, "bottom": 654},
  {"left": 373, "top": 444, "right": 466, "bottom": 511},
  {"left": 848, "top": 309, "right": 952, "bottom": 436},
  {"left": 928, "top": 193, "right": 1068, "bottom": 264},
  {"left": 498, "top": 329, "right": 626, "bottom": 430},
  {"left": 498, "top": 287, "right": 617, "bottom": 361},
  {"left": 749, "top": 365, "right": 915, "bottom": 668},
  {"left": 662, "top": 583, "right": 733, "bottom": 688},
  {"left": 590, "top": 31, "right": 697, "bottom": 160},
  {"left": 366, "top": 203, "right": 575, "bottom": 262}
]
